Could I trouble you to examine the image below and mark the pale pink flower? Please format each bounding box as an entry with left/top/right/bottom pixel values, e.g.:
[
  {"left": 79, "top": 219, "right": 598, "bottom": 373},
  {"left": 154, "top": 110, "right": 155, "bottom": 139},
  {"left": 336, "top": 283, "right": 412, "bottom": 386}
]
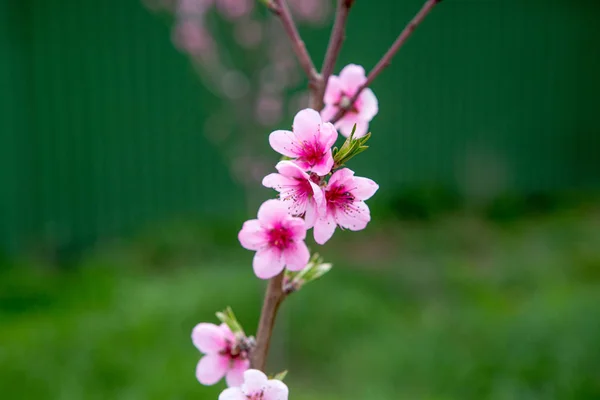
[
  {"left": 192, "top": 323, "right": 250, "bottom": 387},
  {"left": 321, "top": 64, "right": 379, "bottom": 138},
  {"left": 269, "top": 108, "right": 338, "bottom": 176},
  {"left": 219, "top": 369, "right": 289, "bottom": 400},
  {"left": 238, "top": 199, "right": 310, "bottom": 279},
  {"left": 313, "top": 168, "right": 379, "bottom": 244},
  {"left": 263, "top": 161, "right": 324, "bottom": 228},
  {"left": 216, "top": 0, "right": 253, "bottom": 20}
]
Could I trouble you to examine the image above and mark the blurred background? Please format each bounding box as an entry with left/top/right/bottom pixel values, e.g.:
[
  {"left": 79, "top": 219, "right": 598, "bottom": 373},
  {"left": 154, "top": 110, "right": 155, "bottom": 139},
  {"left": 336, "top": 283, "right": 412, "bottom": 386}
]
[{"left": 1, "top": 0, "right": 599, "bottom": 398}]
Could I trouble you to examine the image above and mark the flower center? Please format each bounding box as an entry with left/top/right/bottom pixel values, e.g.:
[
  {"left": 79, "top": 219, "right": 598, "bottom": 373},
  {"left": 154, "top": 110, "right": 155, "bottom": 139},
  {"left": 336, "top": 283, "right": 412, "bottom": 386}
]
[
  {"left": 299, "top": 140, "right": 324, "bottom": 167},
  {"left": 246, "top": 392, "right": 264, "bottom": 400},
  {"left": 267, "top": 225, "right": 293, "bottom": 249},
  {"left": 326, "top": 184, "right": 355, "bottom": 209},
  {"left": 337, "top": 93, "right": 359, "bottom": 114}
]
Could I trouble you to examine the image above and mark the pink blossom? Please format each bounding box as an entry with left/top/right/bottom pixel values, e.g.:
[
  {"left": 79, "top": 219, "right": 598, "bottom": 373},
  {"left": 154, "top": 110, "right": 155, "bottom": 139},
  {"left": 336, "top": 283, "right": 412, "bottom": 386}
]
[
  {"left": 313, "top": 168, "right": 379, "bottom": 244},
  {"left": 216, "top": 0, "right": 253, "bottom": 20},
  {"left": 321, "top": 64, "right": 378, "bottom": 138},
  {"left": 262, "top": 161, "right": 324, "bottom": 228},
  {"left": 238, "top": 199, "right": 310, "bottom": 279},
  {"left": 192, "top": 323, "right": 250, "bottom": 387},
  {"left": 219, "top": 369, "right": 289, "bottom": 400},
  {"left": 269, "top": 109, "right": 338, "bottom": 176}
]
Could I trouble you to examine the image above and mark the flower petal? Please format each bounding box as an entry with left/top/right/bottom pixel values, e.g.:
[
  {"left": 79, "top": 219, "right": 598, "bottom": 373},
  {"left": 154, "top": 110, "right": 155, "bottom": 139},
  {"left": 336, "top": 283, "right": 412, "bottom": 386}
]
[
  {"left": 192, "top": 323, "right": 226, "bottom": 354},
  {"left": 283, "top": 240, "right": 310, "bottom": 271},
  {"left": 253, "top": 247, "right": 284, "bottom": 279},
  {"left": 238, "top": 219, "right": 267, "bottom": 251},
  {"left": 335, "top": 115, "right": 360, "bottom": 138},
  {"left": 269, "top": 130, "right": 299, "bottom": 157},
  {"left": 324, "top": 75, "right": 343, "bottom": 104},
  {"left": 328, "top": 168, "right": 355, "bottom": 188},
  {"left": 275, "top": 160, "right": 310, "bottom": 180},
  {"left": 285, "top": 216, "right": 307, "bottom": 240},
  {"left": 219, "top": 387, "right": 246, "bottom": 400},
  {"left": 339, "top": 64, "right": 367, "bottom": 94},
  {"left": 357, "top": 88, "right": 378, "bottom": 121},
  {"left": 257, "top": 199, "right": 289, "bottom": 225},
  {"left": 310, "top": 149, "right": 334, "bottom": 176},
  {"left": 313, "top": 212, "right": 337, "bottom": 245},
  {"left": 319, "top": 122, "right": 338, "bottom": 149},
  {"left": 263, "top": 379, "right": 290, "bottom": 400},
  {"left": 304, "top": 198, "right": 319, "bottom": 229},
  {"left": 350, "top": 177, "right": 379, "bottom": 201},
  {"left": 262, "top": 173, "right": 296, "bottom": 191},
  {"left": 320, "top": 104, "right": 338, "bottom": 123},
  {"left": 196, "top": 354, "right": 229, "bottom": 385},
  {"left": 292, "top": 108, "right": 322, "bottom": 142},
  {"left": 226, "top": 358, "right": 250, "bottom": 387},
  {"left": 242, "top": 369, "right": 269, "bottom": 393},
  {"left": 335, "top": 200, "right": 371, "bottom": 231}
]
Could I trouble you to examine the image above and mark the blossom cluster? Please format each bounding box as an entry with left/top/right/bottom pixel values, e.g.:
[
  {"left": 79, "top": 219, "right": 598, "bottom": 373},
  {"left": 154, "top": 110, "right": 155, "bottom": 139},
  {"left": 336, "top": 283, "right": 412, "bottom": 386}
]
[
  {"left": 239, "top": 102, "right": 379, "bottom": 279},
  {"left": 191, "top": 64, "right": 379, "bottom": 399}
]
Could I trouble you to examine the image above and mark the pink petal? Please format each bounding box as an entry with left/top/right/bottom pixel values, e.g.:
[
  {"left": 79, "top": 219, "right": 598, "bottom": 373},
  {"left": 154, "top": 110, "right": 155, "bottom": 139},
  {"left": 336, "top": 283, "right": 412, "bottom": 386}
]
[
  {"left": 238, "top": 219, "right": 267, "bottom": 251},
  {"left": 242, "top": 369, "right": 269, "bottom": 393},
  {"left": 357, "top": 88, "right": 378, "bottom": 121},
  {"left": 310, "top": 181, "right": 324, "bottom": 208},
  {"left": 257, "top": 199, "right": 290, "bottom": 225},
  {"left": 339, "top": 64, "right": 367, "bottom": 94},
  {"left": 335, "top": 115, "right": 360, "bottom": 138},
  {"left": 196, "top": 354, "right": 229, "bottom": 385},
  {"left": 310, "top": 149, "right": 334, "bottom": 176},
  {"left": 319, "top": 122, "right": 338, "bottom": 149},
  {"left": 334, "top": 200, "right": 371, "bottom": 231},
  {"left": 320, "top": 104, "right": 338, "bottom": 123},
  {"left": 280, "top": 195, "right": 307, "bottom": 216},
  {"left": 253, "top": 247, "right": 285, "bottom": 279},
  {"left": 292, "top": 108, "right": 322, "bottom": 142},
  {"left": 226, "top": 358, "right": 250, "bottom": 387},
  {"left": 219, "top": 387, "right": 246, "bottom": 400},
  {"left": 192, "top": 323, "right": 226, "bottom": 354},
  {"left": 262, "top": 173, "right": 296, "bottom": 191},
  {"left": 218, "top": 323, "right": 236, "bottom": 343},
  {"left": 275, "top": 160, "right": 310, "bottom": 180},
  {"left": 263, "top": 379, "right": 290, "bottom": 400},
  {"left": 269, "top": 130, "right": 300, "bottom": 157},
  {"left": 313, "top": 213, "right": 337, "bottom": 245},
  {"left": 328, "top": 168, "right": 355, "bottom": 188},
  {"left": 350, "top": 177, "right": 379, "bottom": 201},
  {"left": 285, "top": 217, "right": 307, "bottom": 240},
  {"left": 304, "top": 198, "right": 319, "bottom": 229},
  {"left": 323, "top": 75, "right": 343, "bottom": 104},
  {"left": 283, "top": 240, "right": 310, "bottom": 271}
]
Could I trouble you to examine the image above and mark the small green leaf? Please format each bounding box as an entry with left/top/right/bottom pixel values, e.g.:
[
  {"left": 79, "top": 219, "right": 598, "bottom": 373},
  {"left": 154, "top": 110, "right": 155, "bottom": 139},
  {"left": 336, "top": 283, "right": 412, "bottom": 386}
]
[{"left": 272, "top": 370, "right": 288, "bottom": 381}]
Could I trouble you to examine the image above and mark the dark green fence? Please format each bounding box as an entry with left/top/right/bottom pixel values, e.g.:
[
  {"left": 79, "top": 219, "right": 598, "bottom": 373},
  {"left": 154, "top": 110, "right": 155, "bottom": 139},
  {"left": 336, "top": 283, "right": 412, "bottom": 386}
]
[{"left": 1, "top": 0, "right": 599, "bottom": 253}]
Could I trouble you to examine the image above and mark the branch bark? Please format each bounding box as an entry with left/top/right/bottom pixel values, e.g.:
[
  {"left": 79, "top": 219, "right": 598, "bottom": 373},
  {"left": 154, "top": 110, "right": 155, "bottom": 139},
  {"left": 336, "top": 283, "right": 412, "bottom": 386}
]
[
  {"left": 330, "top": 0, "right": 441, "bottom": 124},
  {"left": 250, "top": 271, "right": 286, "bottom": 370},
  {"left": 271, "top": 0, "right": 321, "bottom": 92},
  {"left": 318, "top": 0, "right": 354, "bottom": 110}
]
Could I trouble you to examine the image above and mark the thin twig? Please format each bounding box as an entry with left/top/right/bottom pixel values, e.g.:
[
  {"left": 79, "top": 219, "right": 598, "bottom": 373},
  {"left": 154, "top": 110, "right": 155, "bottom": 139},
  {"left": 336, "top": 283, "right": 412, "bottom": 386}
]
[
  {"left": 318, "top": 0, "right": 354, "bottom": 110},
  {"left": 251, "top": 271, "right": 287, "bottom": 371},
  {"left": 330, "top": 0, "right": 441, "bottom": 124},
  {"left": 272, "top": 0, "right": 320, "bottom": 87}
]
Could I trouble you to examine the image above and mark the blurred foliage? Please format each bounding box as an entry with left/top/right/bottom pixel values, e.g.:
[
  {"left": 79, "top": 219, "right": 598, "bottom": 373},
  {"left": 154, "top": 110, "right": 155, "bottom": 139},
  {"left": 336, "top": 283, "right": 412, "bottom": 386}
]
[{"left": 1, "top": 207, "right": 599, "bottom": 399}]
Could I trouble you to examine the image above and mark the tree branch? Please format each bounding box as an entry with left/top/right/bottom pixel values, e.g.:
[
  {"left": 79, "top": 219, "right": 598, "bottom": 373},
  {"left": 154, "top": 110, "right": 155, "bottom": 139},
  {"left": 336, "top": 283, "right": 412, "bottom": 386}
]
[
  {"left": 250, "top": 271, "right": 287, "bottom": 371},
  {"left": 271, "top": 0, "right": 320, "bottom": 90},
  {"left": 330, "top": 0, "right": 441, "bottom": 124},
  {"left": 318, "top": 0, "right": 354, "bottom": 110}
]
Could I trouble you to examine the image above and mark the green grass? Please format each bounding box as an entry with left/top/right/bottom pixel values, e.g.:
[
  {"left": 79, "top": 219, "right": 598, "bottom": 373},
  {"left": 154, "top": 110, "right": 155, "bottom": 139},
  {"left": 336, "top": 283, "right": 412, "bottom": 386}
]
[{"left": 1, "top": 208, "right": 599, "bottom": 399}]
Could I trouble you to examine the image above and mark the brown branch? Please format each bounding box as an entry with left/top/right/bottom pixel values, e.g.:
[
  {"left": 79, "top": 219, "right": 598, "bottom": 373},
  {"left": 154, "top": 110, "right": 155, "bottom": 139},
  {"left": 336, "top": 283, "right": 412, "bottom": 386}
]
[
  {"left": 250, "top": 271, "right": 287, "bottom": 371},
  {"left": 318, "top": 0, "right": 354, "bottom": 110},
  {"left": 271, "top": 0, "right": 320, "bottom": 89},
  {"left": 330, "top": 0, "right": 441, "bottom": 124}
]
